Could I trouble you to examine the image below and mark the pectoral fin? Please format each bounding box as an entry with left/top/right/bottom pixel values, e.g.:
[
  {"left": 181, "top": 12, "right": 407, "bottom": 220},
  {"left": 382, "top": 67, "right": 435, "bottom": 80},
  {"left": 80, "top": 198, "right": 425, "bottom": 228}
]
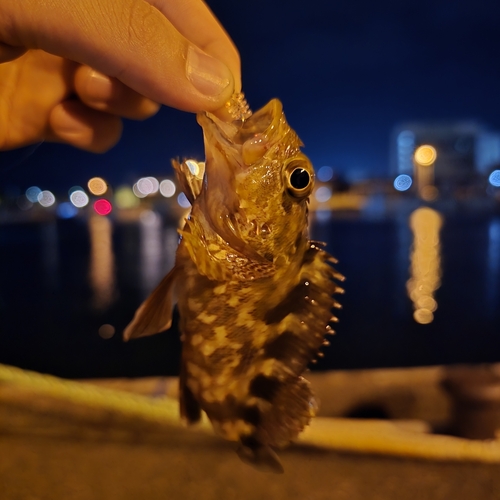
[{"left": 123, "top": 266, "right": 179, "bottom": 341}]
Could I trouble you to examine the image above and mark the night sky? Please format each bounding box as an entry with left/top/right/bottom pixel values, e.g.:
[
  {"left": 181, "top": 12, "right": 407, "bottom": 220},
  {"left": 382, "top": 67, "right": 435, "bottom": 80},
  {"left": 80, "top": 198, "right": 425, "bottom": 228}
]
[{"left": 2, "top": 0, "right": 500, "bottom": 191}]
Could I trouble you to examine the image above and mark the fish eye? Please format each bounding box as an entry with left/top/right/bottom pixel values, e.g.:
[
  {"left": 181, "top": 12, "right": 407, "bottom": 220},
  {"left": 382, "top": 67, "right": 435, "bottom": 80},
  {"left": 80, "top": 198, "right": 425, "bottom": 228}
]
[
  {"left": 284, "top": 157, "right": 314, "bottom": 198},
  {"left": 290, "top": 168, "right": 310, "bottom": 190}
]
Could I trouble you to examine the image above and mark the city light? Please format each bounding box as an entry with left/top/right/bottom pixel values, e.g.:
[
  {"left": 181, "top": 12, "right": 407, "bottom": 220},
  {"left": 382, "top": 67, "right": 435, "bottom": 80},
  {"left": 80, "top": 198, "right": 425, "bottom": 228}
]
[
  {"left": 132, "top": 183, "right": 147, "bottom": 198},
  {"left": 414, "top": 145, "right": 437, "bottom": 166},
  {"left": 37, "top": 190, "right": 56, "bottom": 207},
  {"left": 393, "top": 174, "right": 412, "bottom": 191},
  {"left": 407, "top": 207, "right": 443, "bottom": 325},
  {"left": 177, "top": 192, "right": 191, "bottom": 208},
  {"left": 317, "top": 166, "right": 334, "bottom": 182},
  {"left": 146, "top": 177, "right": 159, "bottom": 194},
  {"left": 315, "top": 186, "right": 332, "bottom": 203},
  {"left": 115, "top": 186, "right": 139, "bottom": 209},
  {"left": 88, "top": 177, "right": 108, "bottom": 195},
  {"left": 70, "top": 189, "right": 89, "bottom": 208},
  {"left": 57, "top": 202, "right": 78, "bottom": 219},
  {"left": 185, "top": 159, "right": 201, "bottom": 176},
  {"left": 489, "top": 169, "right": 500, "bottom": 187},
  {"left": 25, "top": 186, "right": 41, "bottom": 203},
  {"left": 17, "top": 196, "right": 32, "bottom": 211},
  {"left": 160, "top": 179, "right": 176, "bottom": 198},
  {"left": 136, "top": 177, "right": 155, "bottom": 196},
  {"left": 93, "top": 199, "right": 112, "bottom": 216}
]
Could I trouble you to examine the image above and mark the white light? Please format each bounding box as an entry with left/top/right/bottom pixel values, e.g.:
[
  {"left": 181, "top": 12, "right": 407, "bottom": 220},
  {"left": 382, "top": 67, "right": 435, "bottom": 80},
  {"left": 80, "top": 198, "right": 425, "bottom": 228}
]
[
  {"left": 317, "top": 166, "right": 334, "bottom": 183},
  {"left": 315, "top": 186, "right": 332, "bottom": 203},
  {"left": 133, "top": 183, "right": 147, "bottom": 198},
  {"left": 25, "top": 186, "right": 41, "bottom": 203},
  {"left": 160, "top": 179, "right": 176, "bottom": 198},
  {"left": 37, "top": 190, "right": 56, "bottom": 207},
  {"left": 70, "top": 189, "right": 89, "bottom": 208},
  {"left": 177, "top": 192, "right": 191, "bottom": 208},
  {"left": 185, "top": 159, "right": 201, "bottom": 176},
  {"left": 136, "top": 177, "right": 154, "bottom": 195},
  {"left": 146, "top": 176, "right": 159, "bottom": 194},
  {"left": 394, "top": 174, "right": 413, "bottom": 191},
  {"left": 489, "top": 169, "right": 500, "bottom": 187}
]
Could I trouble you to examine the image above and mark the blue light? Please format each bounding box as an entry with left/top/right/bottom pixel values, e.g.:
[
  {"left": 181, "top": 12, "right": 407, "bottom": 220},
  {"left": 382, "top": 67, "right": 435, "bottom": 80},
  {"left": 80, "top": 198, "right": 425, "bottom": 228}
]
[
  {"left": 57, "top": 202, "right": 78, "bottom": 219},
  {"left": 317, "top": 166, "right": 334, "bottom": 182},
  {"left": 25, "top": 186, "right": 41, "bottom": 203},
  {"left": 394, "top": 174, "right": 412, "bottom": 191},
  {"left": 489, "top": 170, "right": 500, "bottom": 187}
]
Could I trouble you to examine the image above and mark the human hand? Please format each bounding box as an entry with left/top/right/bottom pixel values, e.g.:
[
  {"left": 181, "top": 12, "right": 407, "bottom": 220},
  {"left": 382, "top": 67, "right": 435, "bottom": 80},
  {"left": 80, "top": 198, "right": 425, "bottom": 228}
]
[{"left": 0, "top": 0, "right": 240, "bottom": 152}]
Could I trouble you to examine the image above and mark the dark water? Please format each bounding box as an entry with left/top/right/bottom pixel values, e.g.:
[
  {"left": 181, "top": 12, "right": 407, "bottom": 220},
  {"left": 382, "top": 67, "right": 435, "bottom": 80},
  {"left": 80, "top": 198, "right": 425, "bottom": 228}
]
[{"left": 1, "top": 209, "right": 499, "bottom": 378}]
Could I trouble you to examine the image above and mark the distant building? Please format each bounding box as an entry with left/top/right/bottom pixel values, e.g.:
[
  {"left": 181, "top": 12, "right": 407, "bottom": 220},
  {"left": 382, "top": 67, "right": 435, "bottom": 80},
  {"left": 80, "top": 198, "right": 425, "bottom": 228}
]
[{"left": 390, "top": 121, "right": 500, "bottom": 187}]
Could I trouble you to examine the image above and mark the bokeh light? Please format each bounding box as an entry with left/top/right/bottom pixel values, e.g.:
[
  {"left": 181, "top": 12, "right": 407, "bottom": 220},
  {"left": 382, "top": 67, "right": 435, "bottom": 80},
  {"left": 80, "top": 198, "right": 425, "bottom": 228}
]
[
  {"left": 160, "top": 179, "right": 176, "bottom": 198},
  {"left": 37, "top": 190, "right": 56, "bottom": 207},
  {"left": 57, "top": 202, "right": 78, "bottom": 219},
  {"left": 393, "top": 174, "right": 412, "bottom": 191},
  {"left": 88, "top": 177, "right": 108, "bottom": 195},
  {"left": 489, "top": 169, "right": 500, "bottom": 187},
  {"left": 317, "top": 166, "right": 334, "bottom": 182},
  {"left": 93, "top": 199, "right": 112, "bottom": 216},
  {"left": 98, "top": 324, "right": 115, "bottom": 339},
  {"left": 177, "top": 192, "right": 191, "bottom": 208},
  {"left": 136, "top": 177, "right": 154, "bottom": 196},
  {"left": 132, "top": 183, "right": 147, "bottom": 198},
  {"left": 17, "top": 196, "right": 33, "bottom": 211},
  {"left": 25, "top": 186, "right": 41, "bottom": 203},
  {"left": 185, "top": 159, "right": 201, "bottom": 176},
  {"left": 414, "top": 145, "right": 437, "bottom": 166},
  {"left": 407, "top": 207, "right": 443, "bottom": 325},
  {"left": 115, "top": 186, "right": 140, "bottom": 209},
  {"left": 315, "top": 186, "right": 333, "bottom": 203},
  {"left": 70, "top": 190, "right": 89, "bottom": 208},
  {"left": 146, "top": 177, "right": 159, "bottom": 194}
]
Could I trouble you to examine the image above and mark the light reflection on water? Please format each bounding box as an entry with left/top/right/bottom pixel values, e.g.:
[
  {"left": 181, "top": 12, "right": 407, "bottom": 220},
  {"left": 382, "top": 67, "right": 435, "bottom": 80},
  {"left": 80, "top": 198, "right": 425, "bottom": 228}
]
[
  {"left": 89, "top": 214, "right": 115, "bottom": 311},
  {"left": 1, "top": 209, "right": 500, "bottom": 376},
  {"left": 407, "top": 208, "right": 443, "bottom": 324}
]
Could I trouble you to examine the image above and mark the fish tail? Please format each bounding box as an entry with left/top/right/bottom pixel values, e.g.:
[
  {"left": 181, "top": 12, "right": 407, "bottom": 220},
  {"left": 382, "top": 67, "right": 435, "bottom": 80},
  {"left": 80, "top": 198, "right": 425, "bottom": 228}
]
[{"left": 236, "top": 436, "right": 284, "bottom": 474}]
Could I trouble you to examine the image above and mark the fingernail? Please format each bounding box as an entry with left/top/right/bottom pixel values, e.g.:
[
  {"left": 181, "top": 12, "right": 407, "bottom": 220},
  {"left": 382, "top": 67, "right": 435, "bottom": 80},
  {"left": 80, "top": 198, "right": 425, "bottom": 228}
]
[
  {"left": 86, "top": 70, "right": 114, "bottom": 101},
  {"left": 186, "top": 45, "right": 232, "bottom": 97}
]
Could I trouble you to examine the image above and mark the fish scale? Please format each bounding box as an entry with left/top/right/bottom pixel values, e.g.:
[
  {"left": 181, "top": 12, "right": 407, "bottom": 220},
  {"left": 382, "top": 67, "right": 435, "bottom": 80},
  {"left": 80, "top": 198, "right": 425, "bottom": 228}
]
[{"left": 124, "top": 96, "right": 344, "bottom": 473}]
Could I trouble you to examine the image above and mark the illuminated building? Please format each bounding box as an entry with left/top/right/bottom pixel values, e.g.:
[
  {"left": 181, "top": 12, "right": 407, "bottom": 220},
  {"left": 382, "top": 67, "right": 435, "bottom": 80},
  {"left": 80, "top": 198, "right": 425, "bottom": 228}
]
[{"left": 390, "top": 122, "right": 500, "bottom": 189}]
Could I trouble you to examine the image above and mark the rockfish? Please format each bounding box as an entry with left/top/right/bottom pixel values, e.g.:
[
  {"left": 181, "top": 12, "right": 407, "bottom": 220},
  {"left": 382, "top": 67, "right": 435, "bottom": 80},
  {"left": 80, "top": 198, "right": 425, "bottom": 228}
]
[{"left": 124, "top": 97, "right": 344, "bottom": 473}]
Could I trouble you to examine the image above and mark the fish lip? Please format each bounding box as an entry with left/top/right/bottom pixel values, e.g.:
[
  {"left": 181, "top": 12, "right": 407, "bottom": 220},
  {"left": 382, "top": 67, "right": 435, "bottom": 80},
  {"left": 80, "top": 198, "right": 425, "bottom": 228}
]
[{"left": 198, "top": 98, "right": 284, "bottom": 148}]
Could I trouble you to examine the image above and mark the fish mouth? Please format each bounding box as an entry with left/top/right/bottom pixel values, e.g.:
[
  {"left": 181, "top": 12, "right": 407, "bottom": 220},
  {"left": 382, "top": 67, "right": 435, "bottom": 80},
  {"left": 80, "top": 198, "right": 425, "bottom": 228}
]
[{"left": 195, "top": 99, "right": 287, "bottom": 259}]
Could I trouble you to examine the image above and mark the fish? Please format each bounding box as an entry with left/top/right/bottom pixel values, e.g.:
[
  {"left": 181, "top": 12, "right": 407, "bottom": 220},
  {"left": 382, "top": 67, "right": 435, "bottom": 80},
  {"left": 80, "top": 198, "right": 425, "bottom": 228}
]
[{"left": 124, "top": 96, "right": 344, "bottom": 473}]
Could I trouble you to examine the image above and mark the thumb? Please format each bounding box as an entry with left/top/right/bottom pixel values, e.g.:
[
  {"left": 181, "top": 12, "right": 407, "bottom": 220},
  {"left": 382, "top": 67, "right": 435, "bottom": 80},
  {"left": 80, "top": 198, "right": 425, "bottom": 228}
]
[{"left": 0, "top": 0, "right": 236, "bottom": 112}]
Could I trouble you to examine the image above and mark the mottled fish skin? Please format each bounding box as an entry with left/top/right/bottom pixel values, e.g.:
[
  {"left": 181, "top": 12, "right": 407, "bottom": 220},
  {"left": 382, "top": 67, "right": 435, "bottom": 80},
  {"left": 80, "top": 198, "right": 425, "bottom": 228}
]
[{"left": 124, "top": 99, "right": 344, "bottom": 473}]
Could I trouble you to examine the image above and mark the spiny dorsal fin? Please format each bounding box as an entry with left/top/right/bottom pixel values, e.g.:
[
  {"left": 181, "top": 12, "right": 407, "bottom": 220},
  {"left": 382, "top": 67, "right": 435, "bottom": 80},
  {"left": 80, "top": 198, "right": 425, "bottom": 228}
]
[{"left": 172, "top": 159, "right": 205, "bottom": 204}]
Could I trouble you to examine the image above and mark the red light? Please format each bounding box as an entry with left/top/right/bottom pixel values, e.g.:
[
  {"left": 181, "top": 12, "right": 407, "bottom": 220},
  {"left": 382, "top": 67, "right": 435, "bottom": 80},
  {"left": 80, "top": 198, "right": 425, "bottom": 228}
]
[{"left": 93, "top": 199, "right": 112, "bottom": 216}]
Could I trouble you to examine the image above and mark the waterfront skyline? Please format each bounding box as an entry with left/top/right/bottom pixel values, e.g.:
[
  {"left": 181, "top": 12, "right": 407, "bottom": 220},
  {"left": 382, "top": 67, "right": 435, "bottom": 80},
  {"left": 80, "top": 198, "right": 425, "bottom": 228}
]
[{"left": 2, "top": 0, "right": 500, "bottom": 191}]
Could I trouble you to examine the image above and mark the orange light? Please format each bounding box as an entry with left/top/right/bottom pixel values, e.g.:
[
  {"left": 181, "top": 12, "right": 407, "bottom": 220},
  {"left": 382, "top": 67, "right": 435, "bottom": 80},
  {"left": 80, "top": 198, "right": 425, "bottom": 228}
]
[
  {"left": 414, "top": 145, "right": 437, "bottom": 166},
  {"left": 88, "top": 177, "right": 108, "bottom": 195}
]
